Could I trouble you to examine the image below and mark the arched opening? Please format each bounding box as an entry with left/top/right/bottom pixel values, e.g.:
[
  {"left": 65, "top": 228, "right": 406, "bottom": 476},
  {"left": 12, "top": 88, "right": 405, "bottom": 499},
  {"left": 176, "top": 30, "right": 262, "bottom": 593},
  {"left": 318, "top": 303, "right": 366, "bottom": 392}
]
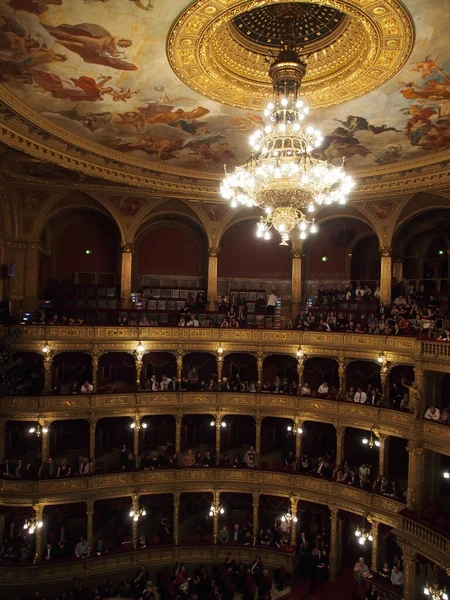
[
  {"left": 134, "top": 217, "right": 208, "bottom": 321},
  {"left": 262, "top": 354, "right": 298, "bottom": 392},
  {"left": 182, "top": 352, "right": 217, "bottom": 389},
  {"left": 303, "top": 357, "right": 339, "bottom": 396},
  {"left": 304, "top": 217, "right": 379, "bottom": 300},
  {"left": 93, "top": 497, "right": 133, "bottom": 554},
  {"left": 222, "top": 353, "right": 257, "bottom": 385},
  {"left": 179, "top": 492, "right": 213, "bottom": 545},
  {"left": 43, "top": 503, "right": 88, "bottom": 561},
  {"left": 180, "top": 414, "right": 216, "bottom": 455},
  {"left": 218, "top": 220, "right": 291, "bottom": 299},
  {"left": 394, "top": 208, "right": 450, "bottom": 295},
  {"left": 218, "top": 493, "right": 253, "bottom": 546},
  {"left": 8, "top": 352, "right": 44, "bottom": 395},
  {"left": 49, "top": 419, "right": 90, "bottom": 469},
  {"left": 97, "top": 352, "right": 136, "bottom": 393},
  {"left": 95, "top": 416, "right": 134, "bottom": 470},
  {"left": 52, "top": 352, "right": 91, "bottom": 393},
  {"left": 138, "top": 493, "right": 174, "bottom": 546},
  {"left": 42, "top": 205, "right": 121, "bottom": 323}
]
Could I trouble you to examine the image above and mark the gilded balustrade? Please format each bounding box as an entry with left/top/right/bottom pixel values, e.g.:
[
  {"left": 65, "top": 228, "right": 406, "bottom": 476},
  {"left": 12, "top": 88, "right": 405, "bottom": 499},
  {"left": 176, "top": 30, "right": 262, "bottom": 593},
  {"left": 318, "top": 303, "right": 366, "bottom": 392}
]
[
  {"left": 0, "top": 544, "right": 293, "bottom": 586},
  {"left": 0, "top": 470, "right": 448, "bottom": 578}
]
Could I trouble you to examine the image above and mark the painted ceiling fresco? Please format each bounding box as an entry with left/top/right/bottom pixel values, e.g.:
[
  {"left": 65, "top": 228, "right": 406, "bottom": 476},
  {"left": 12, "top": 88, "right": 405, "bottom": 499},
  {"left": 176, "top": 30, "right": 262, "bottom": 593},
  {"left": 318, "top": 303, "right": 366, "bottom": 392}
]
[{"left": 0, "top": 0, "right": 449, "bottom": 174}]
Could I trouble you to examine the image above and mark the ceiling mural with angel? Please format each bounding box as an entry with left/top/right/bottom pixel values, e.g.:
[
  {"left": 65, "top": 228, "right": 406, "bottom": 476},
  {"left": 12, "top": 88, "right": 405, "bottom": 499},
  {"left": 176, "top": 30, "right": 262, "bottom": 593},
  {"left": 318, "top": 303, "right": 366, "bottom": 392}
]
[{"left": 0, "top": 0, "right": 449, "bottom": 175}]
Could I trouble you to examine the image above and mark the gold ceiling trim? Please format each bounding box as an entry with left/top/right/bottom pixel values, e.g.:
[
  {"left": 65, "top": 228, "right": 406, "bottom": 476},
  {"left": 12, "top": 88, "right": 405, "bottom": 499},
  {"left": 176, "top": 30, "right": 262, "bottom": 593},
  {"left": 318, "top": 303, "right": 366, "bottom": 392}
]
[{"left": 167, "top": 0, "right": 415, "bottom": 110}]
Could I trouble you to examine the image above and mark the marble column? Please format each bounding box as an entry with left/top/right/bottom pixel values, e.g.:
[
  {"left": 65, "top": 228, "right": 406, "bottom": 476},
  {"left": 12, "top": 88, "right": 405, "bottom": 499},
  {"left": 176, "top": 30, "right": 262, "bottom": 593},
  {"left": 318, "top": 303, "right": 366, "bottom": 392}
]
[
  {"left": 257, "top": 351, "right": 264, "bottom": 390},
  {"left": 380, "top": 247, "right": 392, "bottom": 305},
  {"left": 290, "top": 497, "right": 298, "bottom": 547},
  {"left": 407, "top": 442, "right": 424, "bottom": 510},
  {"left": 91, "top": 349, "right": 101, "bottom": 393},
  {"left": 86, "top": 500, "right": 94, "bottom": 557},
  {"left": 207, "top": 247, "right": 219, "bottom": 312},
  {"left": 252, "top": 492, "right": 259, "bottom": 546},
  {"left": 176, "top": 350, "right": 184, "bottom": 386},
  {"left": 43, "top": 351, "right": 53, "bottom": 394},
  {"left": 120, "top": 243, "right": 134, "bottom": 308},
  {"left": 33, "top": 504, "right": 45, "bottom": 564},
  {"left": 255, "top": 416, "right": 262, "bottom": 457},
  {"left": 173, "top": 492, "right": 180, "bottom": 546},
  {"left": 212, "top": 491, "right": 220, "bottom": 545},
  {"left": 89, "top": 419, "right": 96, "bottom": 465},
  {"left": 338, "top": 357, "right": 346, "bottom": 397},
  {"left": 295, "top": 418, "right": 303, "bottom": 458},
  {"left": 40, "top": 423, "right": 50, "bottom": 463},
  {"left": 369, "top": 518, "right": 379, "bottom": 571},
  {"left": 133, "top": 419, "right": 140, "bottom": 468},
  {"left": 291, "top": 250, "right": 302, "bottom": 318},
  {"left": 175, "top": 414, "right": 182, "bottom": 455},
  {"left": 397, "top": 542, "right": 417, "bottom": 600},
  {"left": 336, "top": 425, "right": 345, "bottom": 466},
  {"left": 131, "top": 495, "right": 139, "bottom": 550},
  {"left": 329, "top": 506, "right": 340, "bottom": 582},
  {"left": 378, "top": 434, "right": 388, "bottom": 478}
]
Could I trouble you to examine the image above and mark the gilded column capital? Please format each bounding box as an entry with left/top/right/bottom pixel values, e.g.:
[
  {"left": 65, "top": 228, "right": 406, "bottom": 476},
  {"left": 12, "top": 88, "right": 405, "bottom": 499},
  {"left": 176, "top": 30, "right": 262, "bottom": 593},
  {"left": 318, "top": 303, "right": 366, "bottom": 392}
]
[
  {"left": 86, "top": 500, "right": 95, "bottom": 513},
  {"left": 208, "top": 246, "right": 220, "bottom": 257},
  {"left": 121, "top": 243, "right": 134, "bottom": 253},
  {"left": 329, "top": 505, "right": 340, "bottom": 519},
  {"left": 291, "top": 250, "right": 302, "bottom": 259},
  {"left": 252, "top": 491, "right": 260, "bottom": 505},
  {"left": 380, "top": 246, "right": 392, "bottom": 257},
  {"left": 406, "top": 441, "right": 424, "bottom": 456}
]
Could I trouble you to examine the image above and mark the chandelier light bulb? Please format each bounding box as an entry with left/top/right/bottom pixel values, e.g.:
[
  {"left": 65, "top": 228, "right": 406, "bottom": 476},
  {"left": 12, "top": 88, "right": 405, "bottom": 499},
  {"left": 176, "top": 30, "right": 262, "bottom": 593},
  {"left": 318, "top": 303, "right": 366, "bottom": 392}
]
[
  {"left": 287, "top": 426, "right": 292, "bottom": 432},
  {"left": 443, "top": 471, "right": 450, "bottom": 479},
  {"left": 220, "top": 507, "right": 225, "bottom": 514},
  {"left": 310, "top": 223, "right": 318, "bottom": 234},
  {"left": 362, "top": 438, "right": 369, "bottom": 445},
  {"left": 281, "top": 515, "right": 286, "bottom": 522},
  {"left": 136, "top": 342, "right": 144, "bottom": 353},
  {"left": 43, "top": 342, "right": 49, "bottom": 353},
  {"left": 221, "top": 421, "right": 227, "bottom": 428},
  {"left": 129, "top": 510, "right": 134, "bottom": 517},
  {"left": 368, "top": 534, "right": 373, "bottom": 541},
  {"left": 29, "top": 427, "right": 36, "bottom": 434},
  {"left": 264, "top": 231, "right": 271, "bottom": 240},
  {"left": 424, "top": 588, "right": 430, "bottom": 596},
  {"left": 281, "top": 97, "right": 288, "bottom": 107},
  {"left": 130, "top": 422, "right": 136, "bottom": 429},
  {"left": 210, "top": 420, "right": 216, "bottom": 427},
  {"left": 375, "top": 440, "right": 381, "bottom": 447},
  {"left": 358, "top": 537, "right": 365, "bottom": 545},
  {"left": 142, "top": 422, "right": 148, "bottom": 429},
  {"left": 267, "top": 102, "right": 274, "bottom": 110},
  {"left": 297, "top": 427, "right": 303, "bottom": 434},
  {"left": 42, "top": 427, "right": 48, "bottom": 434}
]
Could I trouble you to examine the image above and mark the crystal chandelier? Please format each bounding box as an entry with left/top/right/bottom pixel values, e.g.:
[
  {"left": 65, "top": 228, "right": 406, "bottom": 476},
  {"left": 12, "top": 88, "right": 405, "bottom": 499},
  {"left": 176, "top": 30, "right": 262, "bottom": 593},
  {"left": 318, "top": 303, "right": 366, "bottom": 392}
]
[
  {"left": 23, "top": 516, "right": 44, "bottom": 535},
  {"left": 424, "top": 582, "right": 448, "bottom": 600},
  {"left": 221, "top": 37, "right": 354, "bottom": 246},
  {"left": 129, "top": 506, "right": 146, "bottom": 521},
  {"left": 362, "top": 427, "right": 381, "bottom": 449},
  {"left": 355, "top": 520, "right": 373, "bottom": 545}
]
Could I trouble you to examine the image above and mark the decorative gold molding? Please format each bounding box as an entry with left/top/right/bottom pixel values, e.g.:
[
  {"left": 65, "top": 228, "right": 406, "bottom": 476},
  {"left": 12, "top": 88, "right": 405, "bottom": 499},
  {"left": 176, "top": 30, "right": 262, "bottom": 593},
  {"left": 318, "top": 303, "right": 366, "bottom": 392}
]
[{"left": 167, "top": 0, "right": 414, "bottom": 111}]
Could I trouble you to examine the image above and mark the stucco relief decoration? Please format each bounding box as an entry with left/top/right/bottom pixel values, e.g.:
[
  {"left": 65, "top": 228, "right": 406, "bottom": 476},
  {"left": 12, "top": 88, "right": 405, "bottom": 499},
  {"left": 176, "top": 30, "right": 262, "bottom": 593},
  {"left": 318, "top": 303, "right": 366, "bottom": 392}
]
[
  {"left": 108, "top": 195, "right": 148, "bottom": 217},
  {"left": 199, "top": 202, "right": 229, "bottom": 222},
  {"left": 366, "top": 200, "right": 396, "bottom": 220}
]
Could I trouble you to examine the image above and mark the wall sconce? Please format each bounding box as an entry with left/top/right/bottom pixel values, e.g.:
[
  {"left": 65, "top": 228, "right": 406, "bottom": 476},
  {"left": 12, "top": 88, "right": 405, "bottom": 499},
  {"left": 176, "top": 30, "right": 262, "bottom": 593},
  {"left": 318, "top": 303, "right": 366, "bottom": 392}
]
[
  {"left": 287, "top": 424, "right": 302, "bottom": 434},
  {"left": 362, "top": 428, "right": 380, "bottom": 448},
  {"left": 296, "top": 346, "right": 304, "bottom": 359},
  {"left": 42, "top": 342, "right": 50, "bottom": 354}
]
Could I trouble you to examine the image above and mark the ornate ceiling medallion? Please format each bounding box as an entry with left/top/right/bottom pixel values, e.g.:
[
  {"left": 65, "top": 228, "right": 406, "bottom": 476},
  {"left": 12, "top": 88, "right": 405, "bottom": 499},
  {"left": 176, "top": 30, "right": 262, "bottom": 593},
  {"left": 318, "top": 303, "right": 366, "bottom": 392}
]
[{"left": 167, "top": 0, "right": 414, "bottom": 110}]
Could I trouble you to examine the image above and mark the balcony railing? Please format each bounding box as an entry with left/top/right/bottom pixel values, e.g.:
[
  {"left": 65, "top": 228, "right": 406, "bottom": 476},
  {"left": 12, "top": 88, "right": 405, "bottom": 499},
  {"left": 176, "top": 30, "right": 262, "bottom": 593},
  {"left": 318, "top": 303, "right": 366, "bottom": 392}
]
[{"left": 402, "top": 516, "right": 448, "bottom": 553}]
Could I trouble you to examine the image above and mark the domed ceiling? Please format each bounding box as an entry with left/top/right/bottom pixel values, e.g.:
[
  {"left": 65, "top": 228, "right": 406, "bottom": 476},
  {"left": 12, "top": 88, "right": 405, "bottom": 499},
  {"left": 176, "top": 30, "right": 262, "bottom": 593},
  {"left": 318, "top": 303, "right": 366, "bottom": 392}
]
[{"left": 0, "top": 0, "right": 449, "bottom": 189}]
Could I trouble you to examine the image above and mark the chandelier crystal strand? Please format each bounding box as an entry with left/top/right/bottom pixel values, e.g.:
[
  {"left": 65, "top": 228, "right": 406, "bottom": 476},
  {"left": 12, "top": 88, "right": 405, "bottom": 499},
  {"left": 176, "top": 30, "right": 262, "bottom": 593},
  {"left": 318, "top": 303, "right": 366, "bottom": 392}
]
[{"left": 221, "top": 41, "right": 354, "bottom": 246}]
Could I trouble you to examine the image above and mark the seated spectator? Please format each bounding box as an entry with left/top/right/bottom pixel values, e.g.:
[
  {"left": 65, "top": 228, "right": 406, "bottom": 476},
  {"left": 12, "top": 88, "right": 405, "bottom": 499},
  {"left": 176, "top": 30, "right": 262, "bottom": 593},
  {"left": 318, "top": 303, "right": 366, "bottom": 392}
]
[
  {"left": 437, "top": 328, "right": 450, "bottom": 341},
  {"left": 284, "top": 451, "right": 296, "bottom": 471},
  {"left": 354, "top": 386, "right": 367, "bottom": 403},
  {"left": 178, "top": 316, "right": 186, "bottom": 327},
  {"left": 354, "top": 557, "right": 371, "bottom": 583},
  {"left": 378, "top": 562, "right": 391, "bottom": 581},
  {"left": 400, "top": 393, "right": 410, "bottom": 411},
  {"left": 80, "top": 380, "right": 93, "bottom": 394},
  {"left": 187, "top": 314, "right": 200, "bottom": 327},
  {"left": 299, "top": 454, "right": 312, "bottom": 474},
  {"left": 194, "top": 452, "right": 202, "bottom": 467},
  {"left": 74, "top": 536, "right": 89, "bottom": 559},
  {"left": 78, "top": 456, "right": 92, "bottom": 475},
  {"left": 335, "top": 465, "right": 348, "bottom": 484},
  {"left": 219, "top": 525, "right": 229, "bottom": 544},
  {"left": 390, "top": 565, "right": 403, "bottom": 587},
  {"left": 202, "top": 451, "right": 214, "bottom": 467},
  {"left": 317, "top": 382, "right": 329, "bottom": 397},
  {"left": 220, "top": 454, "right": 230, "bottom": 467},
  {"left": 345, "top": 387, "right": 355, "bottom": 402},
  {"left": 347, "top": 469, "right": 359, "bottom": 486},
  {"left": 300, "top": 382, "right": 311, "bottom": 396},
  {"left": 365, "top": 584, "right": 380, "bottom": 600},
  {"left": 231, "top": 523, "right": 242, "bottom": 544},
  {"left": 122, "top": 452, "right": 135, "bottom": 471},
  {"left": 243, "top": 446, "right": 257, "bottom": 469},
  {"left": 424, "top": 406, "right": 441, "bottom": 421},
  {"left": 232, "top": 454, "right": 242, "bottom": 468},
  {"left": 315, "top": 456, "right": 331, "bottom": 477},
  {"left": 41, "top": 457, "right": 56, "bottom": 478},
  {"left": 183, "top": 449, "right": 195, "bottom": 467},
  {"left": 57, "top": 459, "right": 71, "bottom": 478}
]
